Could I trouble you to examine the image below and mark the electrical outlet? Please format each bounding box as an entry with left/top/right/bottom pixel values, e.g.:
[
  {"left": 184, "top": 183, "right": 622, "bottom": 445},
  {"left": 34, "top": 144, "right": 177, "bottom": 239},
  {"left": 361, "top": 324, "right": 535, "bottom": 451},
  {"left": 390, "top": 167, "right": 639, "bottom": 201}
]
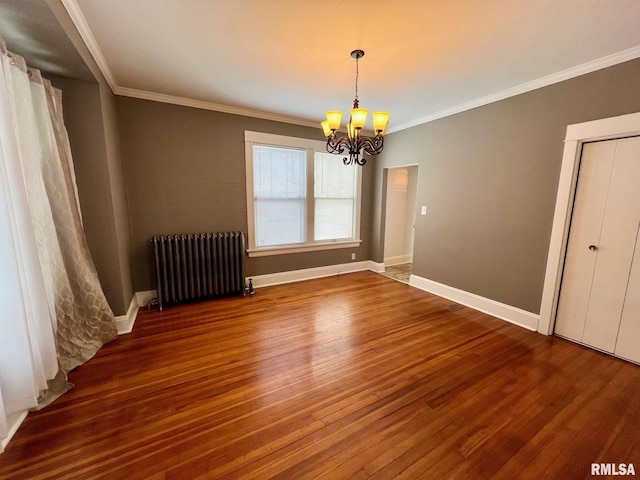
[{"left": 351, "top": 253, "right": 356, "bottom": 260}]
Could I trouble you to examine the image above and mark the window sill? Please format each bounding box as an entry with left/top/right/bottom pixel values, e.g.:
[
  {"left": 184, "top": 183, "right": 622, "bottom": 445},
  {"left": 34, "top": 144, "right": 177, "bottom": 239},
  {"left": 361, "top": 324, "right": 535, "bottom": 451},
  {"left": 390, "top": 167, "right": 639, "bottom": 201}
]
[{"left": 247, "top": 240, "right": 362, "bottom": 257}]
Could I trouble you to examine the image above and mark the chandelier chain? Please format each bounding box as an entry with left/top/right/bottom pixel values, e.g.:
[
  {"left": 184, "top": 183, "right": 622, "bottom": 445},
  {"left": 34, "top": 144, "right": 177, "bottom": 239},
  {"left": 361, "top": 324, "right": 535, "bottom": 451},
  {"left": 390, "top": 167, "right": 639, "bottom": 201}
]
[{"left": 354, "top": 55, "right": 359, "bottom": 107}]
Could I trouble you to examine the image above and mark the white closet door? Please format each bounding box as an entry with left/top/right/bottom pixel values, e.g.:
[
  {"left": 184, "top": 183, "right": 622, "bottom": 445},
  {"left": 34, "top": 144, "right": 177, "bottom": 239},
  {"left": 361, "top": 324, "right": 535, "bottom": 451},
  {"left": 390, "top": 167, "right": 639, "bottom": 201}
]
[
  {"left": 582, "top": 136, "right": 640, "bottom": 352},
  {"left": 615, "top": 223, "right": 640, "bottom": 363},
  {"left": 555, "top": 136, "right": 640, "bottom": 358},
  {"left": 554, "top": 141, "right": 615, "bottom": 341}
]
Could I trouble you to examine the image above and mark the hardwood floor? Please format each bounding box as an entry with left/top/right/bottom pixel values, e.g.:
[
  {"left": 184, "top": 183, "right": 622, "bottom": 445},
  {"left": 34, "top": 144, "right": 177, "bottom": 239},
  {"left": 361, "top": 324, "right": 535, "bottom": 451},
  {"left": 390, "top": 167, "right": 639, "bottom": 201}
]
[{"left": 1, "top": 271, "right": 639, "bottom": 479}]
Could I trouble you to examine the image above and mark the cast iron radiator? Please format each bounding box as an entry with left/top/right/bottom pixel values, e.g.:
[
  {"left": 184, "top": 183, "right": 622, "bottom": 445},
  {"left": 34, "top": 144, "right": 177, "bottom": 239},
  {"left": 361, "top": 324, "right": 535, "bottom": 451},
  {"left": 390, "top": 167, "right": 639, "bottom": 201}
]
[{"left": 152, "top": 232, "right": 246, "bottom": 310}]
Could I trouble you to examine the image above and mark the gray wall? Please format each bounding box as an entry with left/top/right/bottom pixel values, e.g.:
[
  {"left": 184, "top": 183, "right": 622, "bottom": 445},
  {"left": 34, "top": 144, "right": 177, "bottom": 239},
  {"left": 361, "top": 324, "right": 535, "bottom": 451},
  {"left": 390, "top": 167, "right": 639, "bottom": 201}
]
[
  {"left": 374, "top": 58, "right": 640, "bottom": 314},
  {"left": 117, "top": 97, "right": 374, "bottom": 291}
]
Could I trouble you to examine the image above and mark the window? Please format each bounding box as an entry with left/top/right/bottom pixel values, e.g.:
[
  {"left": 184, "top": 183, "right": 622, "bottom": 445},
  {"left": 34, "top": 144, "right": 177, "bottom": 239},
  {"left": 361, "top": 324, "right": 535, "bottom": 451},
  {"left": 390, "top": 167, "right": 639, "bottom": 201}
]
[
  {"left": 245, "top": 131, "right": 361, "bottom": 257},
  {"left": 314, "top": 152, "right": 357, "bottom": 241}
]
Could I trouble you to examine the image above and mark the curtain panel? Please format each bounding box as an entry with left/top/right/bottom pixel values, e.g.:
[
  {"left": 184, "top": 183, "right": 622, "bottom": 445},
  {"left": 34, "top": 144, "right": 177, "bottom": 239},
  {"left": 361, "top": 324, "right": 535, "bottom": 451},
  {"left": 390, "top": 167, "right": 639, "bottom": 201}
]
[{"left": 0, "top": 39, "right": 117, "bottom": 452}]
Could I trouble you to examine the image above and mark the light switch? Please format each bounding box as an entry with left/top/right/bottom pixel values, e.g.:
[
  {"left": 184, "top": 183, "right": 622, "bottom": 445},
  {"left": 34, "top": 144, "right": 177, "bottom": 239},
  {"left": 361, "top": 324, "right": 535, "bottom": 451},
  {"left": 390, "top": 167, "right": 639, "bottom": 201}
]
[{"left": 421, "top": 206, "right": 427, "bottom": 215}]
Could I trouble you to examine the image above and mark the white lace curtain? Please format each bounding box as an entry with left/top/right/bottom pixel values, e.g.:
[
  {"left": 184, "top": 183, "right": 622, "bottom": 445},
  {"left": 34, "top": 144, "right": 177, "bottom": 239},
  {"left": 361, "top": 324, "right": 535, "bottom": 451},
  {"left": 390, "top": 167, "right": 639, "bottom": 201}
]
[{"left": 0, "top": 40, "right": 117, "bottom": 452}]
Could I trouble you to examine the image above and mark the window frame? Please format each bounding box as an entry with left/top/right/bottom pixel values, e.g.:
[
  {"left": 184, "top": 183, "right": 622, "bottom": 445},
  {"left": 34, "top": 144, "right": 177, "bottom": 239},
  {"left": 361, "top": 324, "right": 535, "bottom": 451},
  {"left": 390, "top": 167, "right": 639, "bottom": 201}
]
[{"left": 244, "top": 131, "right": 362, "bottom": 257}]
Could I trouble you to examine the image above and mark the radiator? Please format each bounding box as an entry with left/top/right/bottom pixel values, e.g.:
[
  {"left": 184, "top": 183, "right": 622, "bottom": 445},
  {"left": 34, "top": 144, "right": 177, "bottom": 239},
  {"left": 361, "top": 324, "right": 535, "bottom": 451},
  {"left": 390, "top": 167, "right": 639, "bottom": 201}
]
[{"left": 152, "top": 232, "right": 246, "bottom": 310}]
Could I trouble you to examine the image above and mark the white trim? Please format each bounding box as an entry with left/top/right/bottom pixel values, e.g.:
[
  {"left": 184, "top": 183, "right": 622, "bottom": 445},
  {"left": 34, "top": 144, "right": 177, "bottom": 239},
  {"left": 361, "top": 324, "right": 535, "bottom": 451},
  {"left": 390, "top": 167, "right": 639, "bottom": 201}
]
[
  {"left": 114, "top": 290, "right": 156, "bottom": 335},
  {"left": 384, "top": 254, "right": 413, "bottom": 266},
  {"left": 59, "top": 0, "right": 118, "bottom": 92},
  {"left": 132, "top": 263, "right": 539, "bottom": 334},
  {"left": 247, "top": 240, "right": 362, "bottom": 257},
  {"left": 382, "top": 162, "right": 420, "bottom": 169},
  {"left": 107, "top": 88, "right": 321, "bottom": 128},
  {"left": 1, "top": 410, "right": 28, "bottom": 453},
  {"left": 115, "top": 300, "right": 136, "bottom": 335},
  {"left": 410, "top": 274, "right": 539, "bottom": 331},
  {"left": 62, "top": 1, "right": 640, "bottom": 134},
  {"left": 369, "top": 261, "right": 386, "bottom": 273},
  {"left": 564, "top": 112, "right": 640, "bottom": 142},
  {"left": 248, "top": 261, "right": 378, "bottom": 288},
  {"left": 244, "top": 131, "right": 325, "bottom": 150},
  {"left": 115, "top": 295, "right": 138, "bottom": 335},
  {"left": 117, "top": 88, "right": 321, "bottom": 128},
  {"left": 538, "top": 111, "right": 640, "bottom": 335},
  {"left": 244, "top": 131, "right": 362, "bottom": 257},
  {"left": 245, "top": 264, "right": 539, "bottom": 332},
  {"left": 60, "top": 1, "right": 319, "bottom": 129},
  {"left": 388, "top": 45, "right": 640, "bottom": 133}
]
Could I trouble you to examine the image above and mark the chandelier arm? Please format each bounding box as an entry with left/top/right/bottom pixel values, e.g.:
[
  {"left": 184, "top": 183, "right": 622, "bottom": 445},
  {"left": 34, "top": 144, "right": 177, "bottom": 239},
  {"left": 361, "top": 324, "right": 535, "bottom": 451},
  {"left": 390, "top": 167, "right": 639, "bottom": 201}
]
[
  {"left": 342, "top": 151, "right": 367, "bottom": 166},
  {"left": 359, "top": 135, "right": 385, "bottom": 156},
  {"left": 354, "top": 154, "right": 367, "bottom": 166},
  {"left": 326, "top": 134, "right": 353, "bottom": 154}
]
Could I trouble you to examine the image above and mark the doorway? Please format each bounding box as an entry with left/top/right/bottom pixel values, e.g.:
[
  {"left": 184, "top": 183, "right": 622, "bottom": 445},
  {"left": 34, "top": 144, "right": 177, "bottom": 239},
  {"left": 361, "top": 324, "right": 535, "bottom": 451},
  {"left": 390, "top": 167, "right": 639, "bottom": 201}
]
[
  {"left": 538, "top": 113, "right": 640, "bottom": 358},
  {"left": 383, "top": 165, "right": 418, "bottom": 283}
]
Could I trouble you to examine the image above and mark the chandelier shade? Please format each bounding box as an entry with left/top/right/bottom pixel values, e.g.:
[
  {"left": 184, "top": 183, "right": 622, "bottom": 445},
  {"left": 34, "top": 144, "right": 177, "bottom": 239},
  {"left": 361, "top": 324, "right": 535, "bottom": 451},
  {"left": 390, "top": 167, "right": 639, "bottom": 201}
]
[
  {"left": 321, "top": 50, "right": 390, "bottom": 166},
  {"left": 373, "top": 111, "right": 390, "bottom": 135}
]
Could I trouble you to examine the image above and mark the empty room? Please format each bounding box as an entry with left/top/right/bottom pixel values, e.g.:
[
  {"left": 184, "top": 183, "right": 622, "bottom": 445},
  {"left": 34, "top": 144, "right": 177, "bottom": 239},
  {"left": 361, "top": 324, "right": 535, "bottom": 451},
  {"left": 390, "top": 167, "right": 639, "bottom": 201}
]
[{"left": 1, "top": 1, "right": 639, "bottom": 478}]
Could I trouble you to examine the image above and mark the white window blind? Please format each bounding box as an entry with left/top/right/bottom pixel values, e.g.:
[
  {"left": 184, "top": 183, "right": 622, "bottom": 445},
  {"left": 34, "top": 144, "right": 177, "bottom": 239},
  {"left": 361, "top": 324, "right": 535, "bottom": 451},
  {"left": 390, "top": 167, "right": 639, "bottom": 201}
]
[
  {"left": 245, "top": 131, "right": 362, "bottom": 257},
  {"left": 253, "top": 145, "right": 307, "bottom": 247},
  {"left": 314, "top": 152, "right": 356, "bottom": 241}
]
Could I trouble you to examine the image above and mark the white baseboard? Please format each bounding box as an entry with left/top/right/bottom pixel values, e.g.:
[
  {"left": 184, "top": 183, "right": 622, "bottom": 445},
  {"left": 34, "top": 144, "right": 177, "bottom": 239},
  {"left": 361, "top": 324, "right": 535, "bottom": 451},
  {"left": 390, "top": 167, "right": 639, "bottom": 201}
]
[
  {"left": 115, "top": 290, "right": 156, "bottom": 335},
  {"left": 115, "top": 296, "right": 137, "bottom": 335},
  {"left": 248, "top": 261, "right": 381, "bottom": 288},
  {"left": 409, "top": 274, "right": 539, "bottom": 331},
  {"left": 369, "top": 261, "right": 385, "bottom": 273},
  {"left": 126, "top": 270, "right": 537, "bottom": 333},
  {"left": 1, "top": 410, "right": 28, "bottom": 453},
  {"left": 384, "top": 254, "right": 413, "bottom": 266}
]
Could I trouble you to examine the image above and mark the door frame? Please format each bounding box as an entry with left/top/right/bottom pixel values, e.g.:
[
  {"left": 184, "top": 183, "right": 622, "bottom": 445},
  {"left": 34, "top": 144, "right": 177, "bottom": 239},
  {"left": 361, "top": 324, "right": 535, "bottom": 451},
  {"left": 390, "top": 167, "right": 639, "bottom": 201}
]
[{"left": 538, "top": 111, "right": 640, "bottom": 335}]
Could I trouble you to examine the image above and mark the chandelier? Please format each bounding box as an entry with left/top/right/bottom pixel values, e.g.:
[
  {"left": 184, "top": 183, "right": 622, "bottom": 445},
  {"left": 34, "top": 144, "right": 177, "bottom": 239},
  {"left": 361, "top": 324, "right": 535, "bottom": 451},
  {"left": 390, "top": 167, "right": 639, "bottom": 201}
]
[{"left": 321, "top": 50, "right": 390, "bottom": 166}]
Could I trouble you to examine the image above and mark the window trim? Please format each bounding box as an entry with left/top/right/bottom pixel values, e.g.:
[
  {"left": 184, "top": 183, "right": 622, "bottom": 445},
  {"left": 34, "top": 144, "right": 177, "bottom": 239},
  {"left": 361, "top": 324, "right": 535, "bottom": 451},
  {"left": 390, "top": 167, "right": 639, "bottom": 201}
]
[{"left": 244, "top": 131, "right": 362, "bottom": 257}]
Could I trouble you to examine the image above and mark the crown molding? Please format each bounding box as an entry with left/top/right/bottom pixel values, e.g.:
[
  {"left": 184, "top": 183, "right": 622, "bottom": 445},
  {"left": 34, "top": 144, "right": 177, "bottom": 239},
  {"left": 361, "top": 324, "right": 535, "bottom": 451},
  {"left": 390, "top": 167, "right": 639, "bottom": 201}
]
[
  {"left": 60, "top": 0, "right": 320, "bottom": 129},
  {"left": 60, "top": 0, "right": 320, "bottom": 128},
  {"left": 59, "top": 0, "right": 118, "bottom": 92},
  {"left": 388, "top": 45, "right": 640, "bottom": 134},
  {"left": 60, "top": 0, "right": 640, "bottom": 134},
  {"left": 115, "top": 87, "right": 320, "bottom": 128}
]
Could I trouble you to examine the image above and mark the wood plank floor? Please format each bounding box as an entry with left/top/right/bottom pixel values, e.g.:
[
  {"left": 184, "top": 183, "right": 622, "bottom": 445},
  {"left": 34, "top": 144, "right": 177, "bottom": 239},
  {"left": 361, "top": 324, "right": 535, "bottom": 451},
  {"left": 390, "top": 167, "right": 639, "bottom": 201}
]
[{"left": 1, "top": 271, "right": 639, "bottom": 479}]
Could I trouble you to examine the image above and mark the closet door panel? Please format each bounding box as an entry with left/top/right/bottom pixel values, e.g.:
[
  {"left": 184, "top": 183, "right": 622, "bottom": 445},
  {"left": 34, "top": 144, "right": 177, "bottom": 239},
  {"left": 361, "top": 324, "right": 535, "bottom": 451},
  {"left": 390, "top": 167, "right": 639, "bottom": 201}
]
[
  {"left": 582, "top": 136, "right": 640, "bottom": 352},
  {"left": 554, "top": 141, "right": 616, "bottom": 341},
  {"left": 615, "top": 225, "right": 640, "bottom": 363}
]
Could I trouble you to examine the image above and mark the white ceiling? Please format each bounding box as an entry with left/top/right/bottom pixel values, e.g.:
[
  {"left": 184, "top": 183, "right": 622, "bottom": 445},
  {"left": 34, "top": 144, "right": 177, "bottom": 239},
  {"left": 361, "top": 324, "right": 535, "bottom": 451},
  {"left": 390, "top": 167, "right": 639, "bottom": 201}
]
[
  {"left": 0, "top": 0, "right": 93, "bottom": 81},
  {"left": 62, "top": 0, "right": 640, "bottom": 132}
]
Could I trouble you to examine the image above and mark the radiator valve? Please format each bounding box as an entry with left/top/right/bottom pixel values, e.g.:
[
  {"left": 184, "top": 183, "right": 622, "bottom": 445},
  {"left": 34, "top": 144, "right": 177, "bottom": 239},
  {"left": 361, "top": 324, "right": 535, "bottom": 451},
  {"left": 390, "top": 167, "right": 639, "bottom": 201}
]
[
  {"left": 245, "top": 278, "right": 255, "bottom": 295},
  {"left": 147, "top": 297, "right": 160, "bottom": 310}
]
